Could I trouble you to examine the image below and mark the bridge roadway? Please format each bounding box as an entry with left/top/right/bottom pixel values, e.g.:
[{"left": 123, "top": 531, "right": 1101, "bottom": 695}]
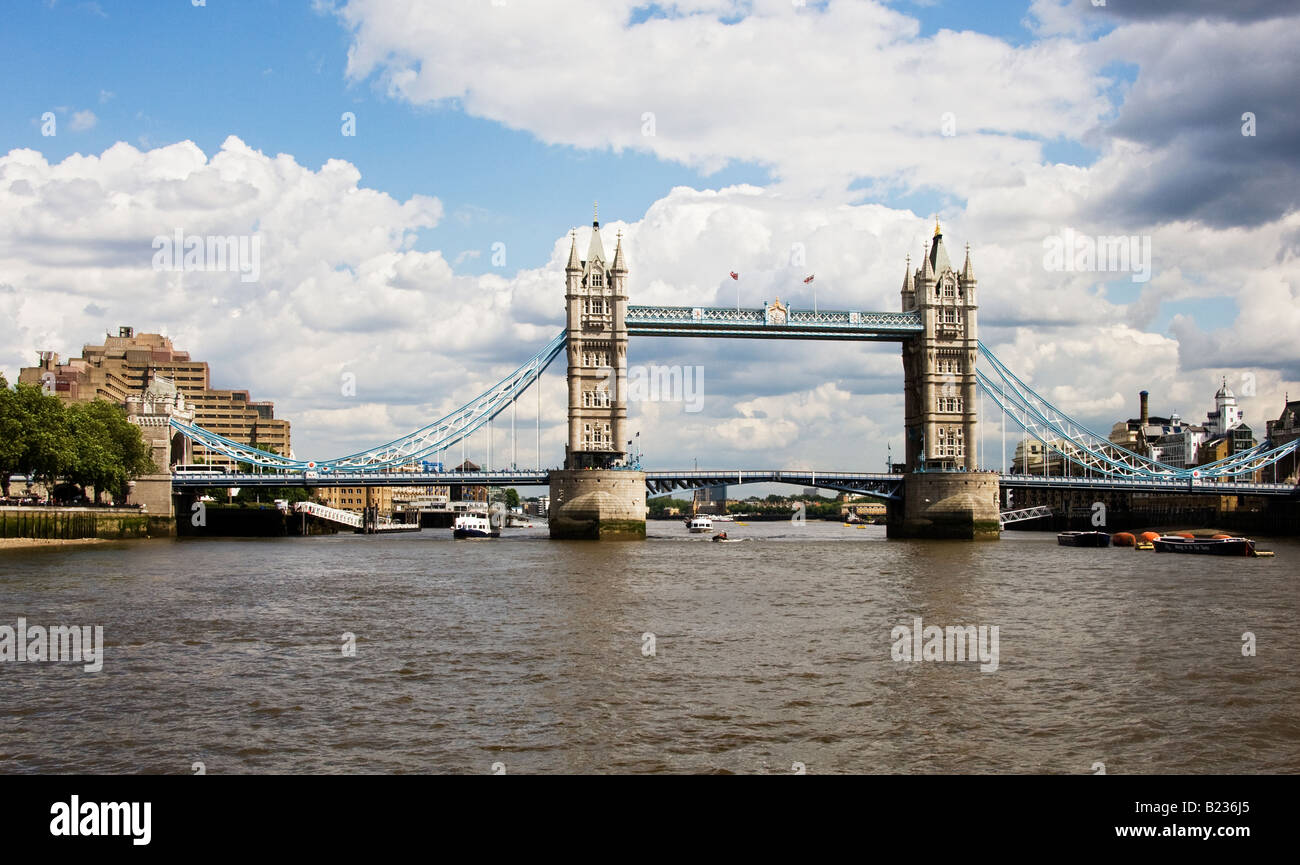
[{"left": 169, "top": 470, "right": 1297, "bottom": 498}]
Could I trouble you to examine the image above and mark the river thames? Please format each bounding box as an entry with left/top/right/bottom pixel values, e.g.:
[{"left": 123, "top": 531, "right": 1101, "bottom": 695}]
[{"left": 2, "top": 521, "right": 1296, "bottom": 774}]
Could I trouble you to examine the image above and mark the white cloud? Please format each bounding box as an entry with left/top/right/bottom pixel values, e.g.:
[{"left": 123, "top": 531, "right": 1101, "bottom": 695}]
[
  {"left": 2, "top": 137, "right": 1296, "bottom": 470},
  {"left": 69, "top": 110, "right": 97, "bottom": 132},
  {"left": 333, "top": 0, "right": 1113, "bottom": 197}
]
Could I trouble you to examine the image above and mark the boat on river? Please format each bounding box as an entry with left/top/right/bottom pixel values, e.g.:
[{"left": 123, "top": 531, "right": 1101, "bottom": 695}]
[
  {"left": 687, "top": 515, "right": 713, "bottom": 533},
  {"left": 1057, "top": 531, "right": 1111, "bottom": 547},
  {"left": 1153, "top": 535, "right": 1256, "bottom": 556},
  {"left": 452, "top": 514, "right": 500, "bottom": 539}
]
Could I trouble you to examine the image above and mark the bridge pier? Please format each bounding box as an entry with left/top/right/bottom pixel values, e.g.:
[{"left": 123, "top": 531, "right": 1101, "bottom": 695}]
[
  {"left": 887, "top": 471, "right": 1001, "bottom": 540},
  {"left": 548, "top": 470, "right": 647, "bottom": 540}
]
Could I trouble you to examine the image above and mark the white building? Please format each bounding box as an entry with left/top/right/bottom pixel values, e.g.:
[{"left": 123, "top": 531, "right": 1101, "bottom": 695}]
[{"left": 1204, "top": 379, "right": 1246, "bottom": 438}]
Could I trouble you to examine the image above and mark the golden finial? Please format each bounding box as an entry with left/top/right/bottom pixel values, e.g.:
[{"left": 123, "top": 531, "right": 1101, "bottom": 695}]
[{"left": 934, "top": 217, "right": 941, "bottom": 237}]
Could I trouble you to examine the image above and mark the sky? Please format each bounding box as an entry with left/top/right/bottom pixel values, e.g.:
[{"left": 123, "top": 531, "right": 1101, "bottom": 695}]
[{"left": 1, "top": 0, "right": 1298, "bottom": 480}]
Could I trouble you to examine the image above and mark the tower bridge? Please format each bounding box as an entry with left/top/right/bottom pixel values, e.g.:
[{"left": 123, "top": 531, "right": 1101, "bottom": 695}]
[{"left": 165, "top": 211, "right": 1300, "bottom": 540}]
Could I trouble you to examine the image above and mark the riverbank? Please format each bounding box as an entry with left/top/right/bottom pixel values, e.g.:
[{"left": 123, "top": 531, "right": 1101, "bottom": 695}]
[
  {"left": 0, "top": 536, "right": 113, "bottom": 550},
  {"left": 0, "top": 505, "right": 174, "bottom": 541}
]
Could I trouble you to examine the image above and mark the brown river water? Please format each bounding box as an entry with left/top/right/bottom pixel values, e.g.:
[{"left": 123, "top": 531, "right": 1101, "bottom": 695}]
[{"left": 1, "top": 521, "right": 1297, "bottom": 774}]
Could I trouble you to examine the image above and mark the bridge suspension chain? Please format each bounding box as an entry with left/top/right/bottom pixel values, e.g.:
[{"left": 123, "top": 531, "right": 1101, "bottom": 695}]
[
  {"left": 976, "top": 341, "right": 1299, "bottom": 481},
  {"left": 170, "top": 330, "right": 566, "bottom": 472}
]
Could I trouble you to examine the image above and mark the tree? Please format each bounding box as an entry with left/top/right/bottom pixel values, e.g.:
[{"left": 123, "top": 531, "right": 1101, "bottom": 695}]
[
  {"left": 0, "top": 382, "right": 153, "bottom": 503},
  {"left": 647, "top": 496, "right": 692, "bottom": 517},
  {"left": 9, "top": 382, "right": 68, "bottom": 492},
  {"left": 503, "top": 487, "right": 520, "bottom": 509},
  {"left": 62, "top": 401, "right": 151, "bottom": 502},
  {"left": 0, "top": 375, "right": 22, "bottom": 497}
]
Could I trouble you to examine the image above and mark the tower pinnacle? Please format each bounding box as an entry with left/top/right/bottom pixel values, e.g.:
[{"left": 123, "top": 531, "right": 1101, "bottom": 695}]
[{"left": 566, "top": 230, "right": 581, "bottom": 271}]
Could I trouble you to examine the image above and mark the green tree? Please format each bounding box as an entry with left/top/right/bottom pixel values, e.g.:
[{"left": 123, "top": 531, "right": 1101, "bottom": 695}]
[
  {"left": 0, "top": 375, "right": 22, "bottom": 497},
  {"left": 63, "top": 401, "right": 153, "bottom": 502},
  {"left": 647, "top": 496, "right": 692, "bottom": 517},
  {"left": 8, "top": 382, "right": 68, "bottom": 492},
  {"left": 0, "top": 382, "right": 152, "bottom": 503},
  {"left": 87, "top": 400, "right": 153, "bottom": 497}
]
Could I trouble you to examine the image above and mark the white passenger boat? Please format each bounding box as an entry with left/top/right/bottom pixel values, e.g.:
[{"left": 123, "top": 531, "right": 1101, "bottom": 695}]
[
  {"left": 452, "top": 514, "right": 500, "bottom": 539},
  {"left": 687, "top": 515, "right": 713, "bottom": 533}
]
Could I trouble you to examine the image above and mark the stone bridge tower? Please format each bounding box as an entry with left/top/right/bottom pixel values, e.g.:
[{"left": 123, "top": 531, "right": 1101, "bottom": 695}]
[
  {"left": 893, "top": 223, "right": 1000, "bottom": 539},
  {"left": 901, "top": 222, "right": 979, "bottom": 472},
  {"left": 549, "top": 208, "right": 646, "bottom": 540},
  {"left": 563, "top": 209, "right": 629, "bottom": 470}
]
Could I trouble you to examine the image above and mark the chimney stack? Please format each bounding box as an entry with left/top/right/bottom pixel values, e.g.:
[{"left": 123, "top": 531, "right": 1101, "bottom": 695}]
[{"left": 1139, "top": 390, "right": 1149, "bottom": 426}]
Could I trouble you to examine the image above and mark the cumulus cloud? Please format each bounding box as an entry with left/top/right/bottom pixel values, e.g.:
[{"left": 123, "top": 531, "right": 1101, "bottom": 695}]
[
  {"left": 68, "top": 110, "right": 97, "bottom": 132},
  {"left": 1088, "top": 18, "right": 1300, "bottom": 228},
  {"left": 2, "top": 134, "right": 1297, "bottom": 470},
  {"left": 332, "top": 0, "right": 1113, "bottom": 198}
]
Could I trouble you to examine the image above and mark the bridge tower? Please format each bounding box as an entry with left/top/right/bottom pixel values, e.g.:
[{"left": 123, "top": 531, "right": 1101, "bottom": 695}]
[
  {"left": 563, "top": 210, "right": 629, "bottom": 469},
  {"left": 892, "top": 223, "right": 1000, "bottom": 539},
  {"left": 902, "top": 222, "right": 979, "bottom": 471},
  {"left": 549, "top": 209, "right": 647, "bottom": 539}
]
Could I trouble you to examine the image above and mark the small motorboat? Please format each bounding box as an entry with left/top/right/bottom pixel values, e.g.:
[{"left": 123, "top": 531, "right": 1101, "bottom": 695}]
[
  {"left": 687, "top": 515, "right": 713, "bottom": 534},
  {"left": 1057, "top": 531, "right": 1111, "bottom": 547},
  {"left": 711, "top": 514, "right": 734, "bottom": 523},
  {"left": 1153, "top": 535, "right": 1256, "bottom": 556},
  {"left": 711, "top": 531, "right": 746, "bottom": 543},
  {"left": 452, "top": 514, "right": 500, "bottom": 539}
]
